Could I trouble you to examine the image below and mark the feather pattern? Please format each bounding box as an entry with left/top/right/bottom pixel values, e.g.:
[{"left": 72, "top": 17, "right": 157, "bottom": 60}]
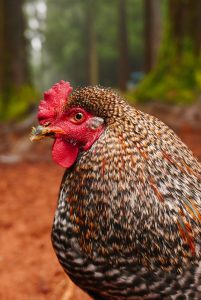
[{"left": 49, "top": 86, "right": 201, "bottom": 299}]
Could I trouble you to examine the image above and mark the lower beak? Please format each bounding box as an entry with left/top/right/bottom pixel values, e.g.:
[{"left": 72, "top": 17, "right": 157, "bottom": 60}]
[{"left": 30, "top": 125, "right": 64, "bottom": 141}]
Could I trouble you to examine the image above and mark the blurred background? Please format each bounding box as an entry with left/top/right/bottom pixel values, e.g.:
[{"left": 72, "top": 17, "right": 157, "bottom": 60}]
[{"left": 0, "top": 0, "right": 201, "bottom": 299}]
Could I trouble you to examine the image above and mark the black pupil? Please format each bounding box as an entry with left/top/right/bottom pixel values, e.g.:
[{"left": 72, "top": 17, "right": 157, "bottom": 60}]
[{"left": 75, "top": 113, "right": 83, "bottom": 120}]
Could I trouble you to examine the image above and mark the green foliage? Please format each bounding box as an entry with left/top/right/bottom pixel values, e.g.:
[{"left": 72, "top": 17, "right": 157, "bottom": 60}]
[
  {"left": 132, "top": 0, "right": 201, "bottom": 105},
  {"left": 133, "top": 54, "right": 201, "bottom": 104},
  {"left": 0, "top": 85, "right": 39, "bottom": 121}
]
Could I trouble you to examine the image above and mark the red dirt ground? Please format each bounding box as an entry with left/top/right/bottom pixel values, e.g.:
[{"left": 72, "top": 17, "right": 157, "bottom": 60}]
[
  {"left": 0, "top": 161, "right": 91, "bottom": 300},
  {"left": 0, "top": 129, "right": 200, "bottom": 300}
]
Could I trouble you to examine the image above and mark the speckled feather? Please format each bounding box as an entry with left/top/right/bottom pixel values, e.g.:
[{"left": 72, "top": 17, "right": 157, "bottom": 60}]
[{"left": 51, "top": 86, "right": 201, "bottom": 299}]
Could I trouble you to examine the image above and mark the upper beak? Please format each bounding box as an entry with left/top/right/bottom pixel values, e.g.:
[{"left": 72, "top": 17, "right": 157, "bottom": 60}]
[{"left": 30, "top": 125, "right": 64, "bottom": 141}]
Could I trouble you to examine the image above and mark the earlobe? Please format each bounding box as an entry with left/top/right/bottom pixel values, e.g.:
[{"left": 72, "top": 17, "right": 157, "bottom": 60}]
[{"left": 86, "top": 117, "right": 104, "bottom": 130}]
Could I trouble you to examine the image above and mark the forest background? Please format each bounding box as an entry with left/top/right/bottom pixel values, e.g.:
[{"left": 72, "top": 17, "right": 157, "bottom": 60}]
[
  {"left": 0, "top": 2, "right": 201, "bottom": 299},
  {"left": 1, "top": 0, "right": 201, "bottom": 121}
]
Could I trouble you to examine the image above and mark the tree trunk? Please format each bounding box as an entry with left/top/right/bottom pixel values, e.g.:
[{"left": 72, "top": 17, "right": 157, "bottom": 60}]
[
  {"left": 144, "top": 0, "right": 162, "bottom": 72},
  {"left": 0, "top": 0, "right": 30, "bottom": 112},
  {"left": 0, "top": 0, "right": 4, "bottom": 91},
  {"left": 136, "top": 0, "right": 201, "bottom": 104},
  {"left": 86, "top": 0, "right": 98, "bottom": 86},
  {"left": 168, "top": 0, "right": 201, "bottom": 56},
  {"left": 118, "top": 0, "right": 129, "bottom": 91},
  {"left": 194, "top": 0, "right": 201, "bottom": 54}
]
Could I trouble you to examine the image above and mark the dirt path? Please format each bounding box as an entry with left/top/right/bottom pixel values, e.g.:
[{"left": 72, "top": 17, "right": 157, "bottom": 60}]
[
  {"left": 0, "top": 129, "right": 200, "bottom": 300},
  {"left": 0, "top": 161, "right": 91, "bottom": 300}
]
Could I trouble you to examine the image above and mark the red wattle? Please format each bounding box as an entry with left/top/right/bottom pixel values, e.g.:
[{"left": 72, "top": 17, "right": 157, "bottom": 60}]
[{"left": 52, "top": 138, "right": 78, "bottom": 168}]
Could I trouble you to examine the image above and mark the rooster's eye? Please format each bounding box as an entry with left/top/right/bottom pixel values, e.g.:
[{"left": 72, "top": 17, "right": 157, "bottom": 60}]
[{"left": 74, "top": 112, "right": 84, "bottom": 121}]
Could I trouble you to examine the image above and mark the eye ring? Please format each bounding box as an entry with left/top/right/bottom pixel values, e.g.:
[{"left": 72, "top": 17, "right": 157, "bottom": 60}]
[{"left": 74, "top": 112, "right": 84, "bottom": 121}]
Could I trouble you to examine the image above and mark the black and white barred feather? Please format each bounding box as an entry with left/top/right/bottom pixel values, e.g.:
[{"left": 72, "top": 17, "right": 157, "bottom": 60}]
[{"left": 52, "top": 86, "right": 201, "bottom": 299}]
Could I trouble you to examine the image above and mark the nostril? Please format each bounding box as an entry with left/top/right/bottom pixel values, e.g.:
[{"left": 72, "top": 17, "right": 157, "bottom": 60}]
[
  {"left": 35, "top": 125, "right": 45, "bottom": 135},
  {"left": 44, "top": 122, "right": 51, "bottom": 127}
]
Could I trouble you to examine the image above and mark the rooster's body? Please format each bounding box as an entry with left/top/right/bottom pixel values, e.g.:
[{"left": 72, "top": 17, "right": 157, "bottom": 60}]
[{"left": 32, "top": 82, "right": 201, "bottom": 299}]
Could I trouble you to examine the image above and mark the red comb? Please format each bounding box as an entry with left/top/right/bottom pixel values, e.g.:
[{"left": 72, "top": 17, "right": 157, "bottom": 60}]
[{"left": 38, "top": 80, "right": 73, "bottom": 124}]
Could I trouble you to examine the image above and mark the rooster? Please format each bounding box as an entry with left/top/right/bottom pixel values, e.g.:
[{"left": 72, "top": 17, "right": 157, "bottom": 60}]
[{"left": 31, "top": 80, "right": 201, "bottom": 299}]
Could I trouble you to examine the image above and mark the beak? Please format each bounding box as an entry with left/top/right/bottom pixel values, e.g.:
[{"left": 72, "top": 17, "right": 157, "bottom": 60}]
[{"left": 30, "top": 125, "right": 64, "bottom": 141}]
